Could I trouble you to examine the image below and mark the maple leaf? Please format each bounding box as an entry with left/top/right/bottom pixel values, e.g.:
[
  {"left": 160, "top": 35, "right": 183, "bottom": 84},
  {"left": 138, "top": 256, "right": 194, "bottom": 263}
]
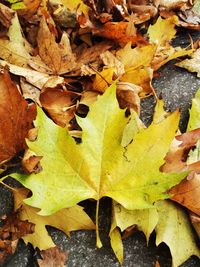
[
  {"left": 38, "top": 247, "right": 68, "bottom": 267},
  {"left": 0, "top": 12, "right": 31, "bottom": 67},
  {"left": 40, "top": 86, "right": 79, "bottom": 127},
  {"left": 116, "top": 42, "right": 155, "bottom": 95},
  {"left": 0, "top": 69, "right": 36, "bottom": 164},
  {"left": 155, "top": 200, "right": 200, "bottom": 267},
  {"left": 16, "top": 0, "right": 41, "bottom": 19},
  {"left": 13, "top": 83, "right": 186, "bottom": 216},
  {"left": 170, "top": 172, "right": 200, "bottom": 216},
  {"left": 19, "top": 204, "right": 95, "bottom": 250},
  {"left": 0, "top": 3, "right": 15, "bottom": 28},
  {"left": 148, "top": 16, "right": 193, "bottom": 70},
  {"left": 162, "top": 89, "right": 200, "bottom": 215},
  {"left": 176, "top": 48, "right": 200, "bottom": 77},
  {"left": 110, "top": 200, "right": 200, "bottom": 266},
  {"left": 0, "top": 60, "right": 64, "bottom": 90},
  {"left": 37, "top": 16, "right": 76, "bottom": 75}
]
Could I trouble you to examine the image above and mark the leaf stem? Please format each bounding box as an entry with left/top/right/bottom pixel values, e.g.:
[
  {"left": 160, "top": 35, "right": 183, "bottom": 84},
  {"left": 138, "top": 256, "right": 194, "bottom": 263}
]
[{"left": 96, "top": 199, "right": 102, "bottom": 248}]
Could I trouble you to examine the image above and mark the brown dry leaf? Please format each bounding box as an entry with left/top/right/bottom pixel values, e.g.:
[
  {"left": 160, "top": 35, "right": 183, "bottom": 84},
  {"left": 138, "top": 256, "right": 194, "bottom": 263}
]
[
  {"left": 154, "top": 0, "right": 189, "bottom": 9},
  {"left": 169, "top": 172, "right": 200, "bottom": 216},
  {"left": 100, "top": 51, "right": 125, "bottom": 77},
  {"left": 155, "top": 261, "right": 161, "bottom": 267},
  {"left": 0, "top": 60, "right": 64, "bottom": 90},
  {"left": 0, "top": 212, "right": 34, "bottom": 241},
  {"left": 162, "top": 128, "right": 200, "bottom": 173},
  {"left": 128, "top": 3, "right": 157, "bottom": 17},
  {"left": 0, "top": 69, "right": 36, "bottom": 164},
  {"left": 22, "top": 149, "right": 42, "bottom": 174},
  {"left": 190, "top": 212, "right": 200, "bottom": 238},
  {"left": 12, "top": 187, "right": 30, "bottom": 211},
  {"left": 20, "top": 78, "right": 41, "bottom": 104},
  {"left": 17, "top": 0, "right": 41, "bottom": 19},
  {"left": 0, "top": 4, "right": 14, "bottom": 28},
  {"left": 40, "top": 87, "right": 79, "bottom": 127},
  {"left": 38, "top": 247, "right": 68, "bottom": 267},
  {"left": 37, "top": 16, "right": 76, "bottom": 75},
  {"left": 0, "top": 204, "right": 34, "bottom": 263},
  {"left": 0, "top": 240, "right": 18, "bottom": 264},
  {"left": 0, "top": 13, "right": 31, "bottom": 67},
  {"left": 74, "top": 41, "right": 113, "bottom": 73},
  {"left": 116, "top": 82, "right": 142, "bottom": 113},
  {"left": 93, "top": 21, "right": 147, "bottom": 46}
]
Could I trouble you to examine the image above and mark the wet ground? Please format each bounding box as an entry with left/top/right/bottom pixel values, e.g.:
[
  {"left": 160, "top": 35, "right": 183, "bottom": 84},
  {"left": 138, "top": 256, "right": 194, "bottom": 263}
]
[{"left": 1, "top": 30, "right": 200, "bottom": 267}]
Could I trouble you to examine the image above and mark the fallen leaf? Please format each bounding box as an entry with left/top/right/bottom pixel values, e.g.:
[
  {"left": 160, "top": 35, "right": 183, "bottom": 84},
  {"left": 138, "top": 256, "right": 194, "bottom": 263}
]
[
  {"left": 22, "top": 149, "right": 42, "bottom": 174},
  {"left": 0, "top": 60, "right": 64, "bottom": 89},
  {"left": 116, "top": 82, "right": 142, "bottom": 113},
  {"left": 100, "top": 51, "right": 125, "bottom": 77},
  {"left": 112, "top": 200, "right": 158, "bottom": 241},
  {"left": 61, "top": 0, "right": 89, "bottom": 13},
  {"left": 93, "top": 68, "right": 114, "bottom": 93},
  {"left": 40, "top": 87, "right": 79, "bottom": 127},
  {"left": 169, "top": 172, "right": 200, "bottom": 216},
  {"left": 116, "top": 42, "right": 156, "bottom": 70},
  {"left": 148, "top": 16, "right": 178, "bottom": 46},
  {"left": 155, "top": 200, "right": 200, "bottom": 267},
  {"left": 0, "top": 69, "right": 36, "bottom": 164},
  {"left": 110, "top": 200, "right": 200, "bottom": 266},
  {"left": 38, "top": 247, "right": 68, "bottom": 267},
  {"left": 161, "top": 128, "right": 200, "bottom": 172},
  {"left": 13, "top": 84, "right": 186, "bottom": 215},
  {"left": 0, "top": 12, "right": 31, "bottom": 67},
  {"left": 148, "top": 16, "right": 193, "bottom": 70},
  {"left": 20, "top": 204, "right": 95, "bottom": 250},
  {"left": 37, "top": 16, "right": 76, "bottom": 75},
  {"left": 49, "top": 0, "right": 77, "bottom": 28},
  {"left": 190, "top": 212, "right": 200, "bottom": 238},
  {"left": 0, "top": 3, "right": 15, "bottom": 28},
  {"left": 155, "top": 0, "right": 189, "bottom": 9},
  {"left": 176, "top": 48, "right": 200, "bottom": 77},
  {"left": 93, "top": 21, "right": 146, "bottom": 46},
  {"left": 17, "top": 0, "right": 41, "bottom": 19},
  {"left": 12, "top": 187, "right": 30, "bottom": 211},
  {"left": 0, "top": 240, "right": 17, "bottom": 264}
]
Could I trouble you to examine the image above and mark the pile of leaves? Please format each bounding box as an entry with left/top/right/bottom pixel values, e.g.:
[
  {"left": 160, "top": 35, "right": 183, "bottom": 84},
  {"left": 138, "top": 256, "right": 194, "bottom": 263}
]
[{"left": 0, "top": 0, "right": 200, "bottom": 266}]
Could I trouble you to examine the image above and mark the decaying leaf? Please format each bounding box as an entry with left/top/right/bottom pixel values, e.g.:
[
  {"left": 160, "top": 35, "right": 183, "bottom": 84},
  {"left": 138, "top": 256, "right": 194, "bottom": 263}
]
[
  {"left": 0, "top": 69, "right": 36, "bottom": 164},
  {"left": 38, "top": 246, "right": 68, "bottom": 267}
]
